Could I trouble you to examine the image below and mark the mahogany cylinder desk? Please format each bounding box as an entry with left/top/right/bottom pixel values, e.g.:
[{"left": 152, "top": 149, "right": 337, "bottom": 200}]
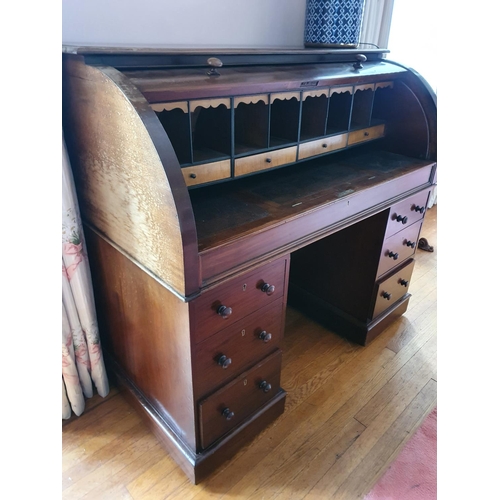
[{"left": 62, "top": 46, "right": 437, "bottom": 483}]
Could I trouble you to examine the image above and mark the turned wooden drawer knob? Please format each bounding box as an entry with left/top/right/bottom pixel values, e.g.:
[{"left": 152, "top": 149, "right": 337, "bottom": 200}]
[
  {"left": 217, "top": 305, "right": 233, "bottom": 318},
  {"left": 259, "top": 330, "right": 272, "bottom": 343},
  {"left": 388, "top": 251, "right": 399, "bottom": 260},
  {"left": 259, "top": 381, "right": 272, "bottom": 393},
  {"left": 405, "top": 240, "right": 416, "bottom": 248},
  {"left": 382, "top": 291, "right": 392, "bottom": 300},
  {"left": 322, "top": 143, "right": 328, "bottom": 148},
  {"left": 413, "top": 205, "right": 425, "bottom": 214},
  {"left": 261, "top": 283, "right": 275, "bottom": 295},
  {"left": 189, "top": 173, "right": 197, "bottom": 179},
  {"left": 217, "top": 354, "right": 232, "bottom": 369},
  {"left": 399, "top": 279, "right": 409, "bottom": 287},
  {"left": 265, "top": 158, "right": 272, "bottom": 163},
  {"left": 221, "top": 407, "right": 234, "bottom": 420},
  {"left": 364, "top": 131, "right": 369, "bottom": 137},
  {"left": 395, "top": 214, "right": 408, "bottom": 224}
]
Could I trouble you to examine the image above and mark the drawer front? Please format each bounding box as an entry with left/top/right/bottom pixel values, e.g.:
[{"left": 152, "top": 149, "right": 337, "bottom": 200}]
[
  {"left": 234, "top": 146, "right": 297, "bottom": 177},
  {"left": 298, "top": 133, "right": 348, "bottom": 160},
  {"left": 194, "top": 300, "right": 284, "bottom": 397},
  {"left": 385, "top": 189, "right": 430, "bottom": 238},
  {"left": 377, "top": 221, "right": 422, "bottom": 278},
  {"left": 182, "top": 159, "right": 231, "bottom": 187},
  {"left": 347, "top": 124, "right": 385, "bottom": 146},
  {"left": 199, "top": 350, "right": 282, "bottom": 449},
  {"left": 372, "top": 259, "right": 415, "bottom": 319},
  {"left": 192, "top": 257, "right": 288, "bottom": 344}
]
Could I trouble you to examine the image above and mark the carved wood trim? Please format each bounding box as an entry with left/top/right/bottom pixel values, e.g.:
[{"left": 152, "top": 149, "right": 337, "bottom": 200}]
[
  {"left": 234, "top": 94, "right": 269, "bottom": 107},
  {"left": 270, "top": 92, "right": 300, "bottom": 104},
  {"left": 354, "top": 84, "right": 375, "bottom": 93},
  {"left": 329, "top": 86, "right": 353, "bottom": 96},
  {"left": 151, "top": 101, "right": 189, "bottom": 113},
  {"left": 190, "top": 98, "right": 231, "bottom": 111},
  {"left": 375, "top": 81, "right": 394, "bottom": 90},
  {"left": 302, "top": 88, "right": 329, "bottom": 100}
]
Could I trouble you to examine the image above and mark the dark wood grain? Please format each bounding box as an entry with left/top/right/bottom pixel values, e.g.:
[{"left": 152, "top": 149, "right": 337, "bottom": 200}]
[
  {"left": 123, "top": 63, "right": 406, "bottom": 102},
  {"left": 376, "top": 221, "right": 422, "bottom": 278},
  {"left": 190, "top": 256, "right": 289, "bottom": 343},
  {"left": 385, "top": 189, "right": 429, "bottom": 238},
  {"left": 62, "top": 55, "right": 200, "bottom": 298},
  {"left": 198, "top": 351, "right": 283, "bottom": 449},
  {"left": 84, "top": 227, "right": 197, "bottom": 449},
  {"left": 290, "top": 208, "right": 389, "bottom": 322},
  {"left": 195, "top": 158, "right": 434, "bottom": 284},
  {"left": 193, "top": 300, "right": 285, "bottom": 399},
  {"left": 372, "top": 260, "right": 415, "bottom": 318},
  {"left": 62, "top": 47, "right": 437, "bottom": 485}
]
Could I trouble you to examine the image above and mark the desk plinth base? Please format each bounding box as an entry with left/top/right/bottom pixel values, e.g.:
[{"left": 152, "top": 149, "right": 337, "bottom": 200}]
[
  {"left": 109, "top": 357, "right": 286, "bottom": 484},
  {"left": 288, "top": 283, "right": 411, "bottom": 346}
]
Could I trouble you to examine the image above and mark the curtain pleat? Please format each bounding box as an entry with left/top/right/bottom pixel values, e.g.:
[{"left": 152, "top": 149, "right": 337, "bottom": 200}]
[
  {"left": 359, "top": 0, "right": 395, "bottom": 49},
  {"left": 62, "top": 133, "right": 109, "bottom": 419}
]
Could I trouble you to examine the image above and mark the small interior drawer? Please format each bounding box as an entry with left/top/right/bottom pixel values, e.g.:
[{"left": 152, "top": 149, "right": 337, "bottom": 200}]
[
  {"left": 385, "top": 189, "right": 430, "bottom": 238},
  {"left": 182, "top": 159, "right": 231, "bottom": 187},
  {"left": 193, "top": 300, "right": 284, "bottom": 397},
  {"left": 234, "top": 146, "right": 297, "bottom": 177},
  {"left": 372, "top": 259, "right": 415, "bottom": 319},
  {"left": 377, "top": 221, "right": 422, "bottom": 278},
  {"left": 198, "top": 350, "right": 282, "bottom": 449},
  {"left": 192, "top": 256, "right": 288, "bottom": 344},
  {"left": 347, "top": 124, "right": 385, "bottom": 146},
  {"left": 298, "top": 133, "right": 348, "bottom": 160}
]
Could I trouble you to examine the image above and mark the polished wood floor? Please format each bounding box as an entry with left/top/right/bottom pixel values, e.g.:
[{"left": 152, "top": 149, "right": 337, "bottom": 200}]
[{"left": 62, "top": 206, "right": 437, "bottom": 500}]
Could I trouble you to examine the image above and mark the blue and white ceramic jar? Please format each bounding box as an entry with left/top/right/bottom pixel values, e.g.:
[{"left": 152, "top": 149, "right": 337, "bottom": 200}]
[{"left": 304, "top": 0, "right": 366, "bottom": 48}]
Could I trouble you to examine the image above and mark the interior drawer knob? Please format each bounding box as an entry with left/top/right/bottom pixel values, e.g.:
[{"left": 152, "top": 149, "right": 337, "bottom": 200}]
[
  {"left": 405, "top": 240, "right": 416, "bottom": 248},
  {"left": 189, "top": 173, "right": 197, "bottom": 179},
  {"left": 322, "top": 143, "right": 328, "bottom": 148},
  {"left": 259, "top": 330, "right": 272, "bottom": 343},
  {"left": 217, "top": 305, "right": 233, "bottom": 318},
  {"left": 259, "top": 381, "right": 272, "bottom": 393},
  {"left": 413, "top": 205, "right": 425, "bottom": 214},
  {"left": 265, "top": 157, "right": 272, "bottom": 163},
  {"left": 382, "top": 291, "right": 392, "bottom": 300},
  {"left": 388, "top": 251, "right": 399, "bottom": 260},
  {"left": 395, "top": 214, "right": 408, "bottom": 224},
  {"left": 221, "top": 408, "right": 235, "bottom": 420},
  {"left": 399, "top": 279, "right": 409, "bottom": 287},
  {"left": 261, "top": 283, "right": 276, "bottom": 295},
  {"left": 217, "top": 354, "right": 232, "bottom": 369}
]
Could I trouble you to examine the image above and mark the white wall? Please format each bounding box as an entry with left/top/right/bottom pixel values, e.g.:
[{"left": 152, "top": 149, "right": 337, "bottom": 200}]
[
  {"left": 62, "top": 0, "right": 307, "bottom": 47},
  {"left": 387, "top": 0, "right": 437, "bottom": 91}
]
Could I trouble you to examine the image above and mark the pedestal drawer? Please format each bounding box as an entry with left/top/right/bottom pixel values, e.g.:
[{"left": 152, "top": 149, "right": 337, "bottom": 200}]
[
  {"left": 193, "top": 300, "right": 284, "bottom": 397},
  {"left": 372, "top": 259, "right": 415, "bottom": 319},
  {"left": 385, "top": 189, "right": 430, "bottom": 238},
  {"left": 198, "top": 350, "right": 282, "bottom": 449},
  {"left": 377, "top": 221, "right": 422, "bottom": 278},
  {"left": 192, "top": 257, "right": 288, "bottom": 344}
]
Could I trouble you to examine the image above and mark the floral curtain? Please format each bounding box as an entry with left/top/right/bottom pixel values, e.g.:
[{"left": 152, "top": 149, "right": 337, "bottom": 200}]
[{"left": 62, "top": 134, "right": 109, "bottom": 419}]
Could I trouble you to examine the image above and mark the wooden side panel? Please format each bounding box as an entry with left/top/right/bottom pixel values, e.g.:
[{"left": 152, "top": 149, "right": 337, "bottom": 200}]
[
  {"left": 62, "top": 56, "right": 199, "bottom": 297},
  {"left": 85, "top": 228, "right": 197, "bottom": 450}
]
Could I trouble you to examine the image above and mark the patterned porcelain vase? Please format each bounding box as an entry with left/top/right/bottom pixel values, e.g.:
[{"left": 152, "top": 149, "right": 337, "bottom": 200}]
[{"left": 304, "top": 0, "right": 366, "bottom": 48}]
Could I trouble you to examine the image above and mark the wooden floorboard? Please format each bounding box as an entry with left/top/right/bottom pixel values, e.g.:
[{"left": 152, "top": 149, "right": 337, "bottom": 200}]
[{"left": 62, "top": 205, "right": 437, "bottom": 500}]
